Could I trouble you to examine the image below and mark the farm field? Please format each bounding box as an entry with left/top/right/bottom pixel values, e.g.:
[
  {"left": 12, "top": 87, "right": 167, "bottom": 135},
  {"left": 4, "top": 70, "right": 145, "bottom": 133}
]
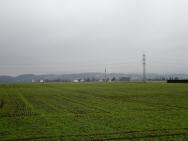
[{"left": 0, "top": 83, "right": 188, "bottom": 141}]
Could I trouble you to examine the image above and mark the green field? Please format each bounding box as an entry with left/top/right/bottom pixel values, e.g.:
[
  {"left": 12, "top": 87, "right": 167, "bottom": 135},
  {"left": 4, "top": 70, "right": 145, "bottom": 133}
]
[{"left": 0, "top": 83, "right": 188, "bottom": 141}]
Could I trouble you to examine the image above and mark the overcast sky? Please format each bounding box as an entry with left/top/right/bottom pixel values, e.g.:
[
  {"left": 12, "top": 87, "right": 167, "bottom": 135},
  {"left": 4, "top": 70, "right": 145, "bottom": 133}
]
[{"left": 0, "top": 0, "right": 188, "bottom": 76}]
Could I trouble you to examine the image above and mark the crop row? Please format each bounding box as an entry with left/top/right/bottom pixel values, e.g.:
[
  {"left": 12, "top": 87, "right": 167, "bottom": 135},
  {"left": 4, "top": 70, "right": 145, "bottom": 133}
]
[
  {"left": 120, "top": 98, "right": 188, "bottom": 111},
  {"left": 0, "top": 100, "right": 4, "bottom": 109},
  {"left": 1, "top": 128, "right": 188, "bottom": 141},
  {"left": 0, "top": 95, "right": 37, "bottom": 118},
  {"left": 49, "top": 87, "right": 178, "bottom": 113}
]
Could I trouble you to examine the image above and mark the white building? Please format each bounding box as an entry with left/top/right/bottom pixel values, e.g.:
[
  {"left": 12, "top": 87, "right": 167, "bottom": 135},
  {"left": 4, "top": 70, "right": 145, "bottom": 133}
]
[
  {"left": 40, "top": 80, "right": 44, "bottom": 83},
  {"left": 80, "top": 79, "right": 85, "bottom": 82},
  {"left": 73, "top": 80, "right": 79, "bottom": 83}
]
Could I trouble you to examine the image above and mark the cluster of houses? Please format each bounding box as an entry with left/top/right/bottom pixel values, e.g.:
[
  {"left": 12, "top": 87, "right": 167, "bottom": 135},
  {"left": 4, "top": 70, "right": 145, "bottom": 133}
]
[
  {"left": 32, "top": 77, "right": 131, "bottom": 83},
  {"left": 72, "top": 77, "right": 130, "bottom": 83},
  {"left": 32, "top": 79, "right": 45, "bottom": 83},
  {"left": 73, "top": 79, "right": 107, "bottom": 83}
]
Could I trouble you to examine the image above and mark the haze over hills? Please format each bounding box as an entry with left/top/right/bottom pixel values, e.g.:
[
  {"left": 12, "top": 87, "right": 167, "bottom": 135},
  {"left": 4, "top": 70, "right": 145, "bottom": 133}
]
[{"left": 0, "top": 73, "right": 188, "bottom": 83}]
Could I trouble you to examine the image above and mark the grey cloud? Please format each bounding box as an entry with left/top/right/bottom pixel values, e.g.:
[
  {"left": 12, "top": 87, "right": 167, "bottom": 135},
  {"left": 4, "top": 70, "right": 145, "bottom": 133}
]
[{"left": 0, "top": 0, "right": 188, "bottom": 75}]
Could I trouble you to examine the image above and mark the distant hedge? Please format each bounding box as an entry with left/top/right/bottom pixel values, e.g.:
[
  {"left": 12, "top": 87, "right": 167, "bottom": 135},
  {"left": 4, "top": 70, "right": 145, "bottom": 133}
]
[{"left": 167, "top": 80, "right": 188, "bottom": 83}]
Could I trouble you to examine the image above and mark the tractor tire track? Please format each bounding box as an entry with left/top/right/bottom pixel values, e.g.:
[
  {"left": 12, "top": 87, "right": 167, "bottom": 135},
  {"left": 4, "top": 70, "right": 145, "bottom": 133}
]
[
  {"left": 49, "top": 88, "right": 111, "bottom": 114},
  {"left": 125, "top": 98, "right": 188, "bottom": 111},
  {"left": 2, "top": 128, "right": 188, "bottom": 141}
]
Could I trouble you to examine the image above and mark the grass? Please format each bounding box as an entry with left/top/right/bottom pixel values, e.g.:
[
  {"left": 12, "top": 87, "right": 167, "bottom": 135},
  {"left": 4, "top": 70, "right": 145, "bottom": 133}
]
[{"left": 0, "top": 82, "right": 188, "bottom": 140}]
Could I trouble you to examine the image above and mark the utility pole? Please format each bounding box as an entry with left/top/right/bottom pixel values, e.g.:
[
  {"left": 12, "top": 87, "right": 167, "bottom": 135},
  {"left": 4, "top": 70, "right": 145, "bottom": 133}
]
[
  {"left": 105, "top": 67, "right": 107, "bottom": 82},
  {"left": 143, "top": 54, "right": 146, "bottom": 82}
]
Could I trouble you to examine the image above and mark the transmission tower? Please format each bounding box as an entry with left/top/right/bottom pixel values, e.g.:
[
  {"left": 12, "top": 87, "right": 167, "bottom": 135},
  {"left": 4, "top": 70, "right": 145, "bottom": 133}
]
[{"left": 143, "top": 54, "right": 146, "bottom": 82}]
